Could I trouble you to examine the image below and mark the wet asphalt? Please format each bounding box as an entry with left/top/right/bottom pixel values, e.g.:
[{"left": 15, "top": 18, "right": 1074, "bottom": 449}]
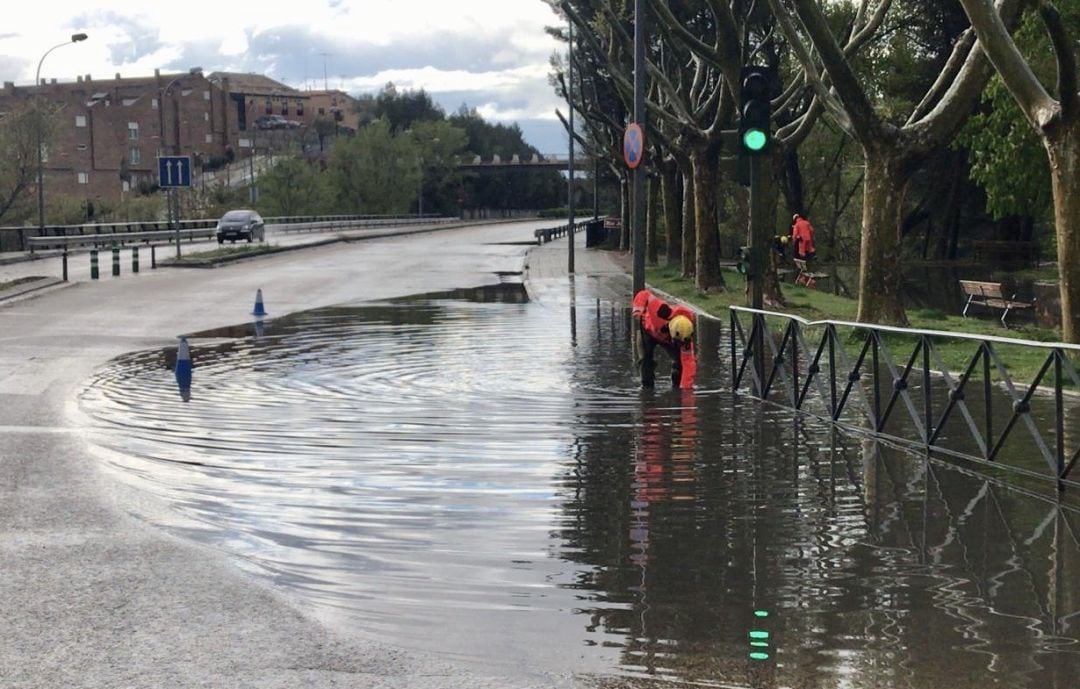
[{"left": 0, "top": 221, "right": 620, "bottom": 689}]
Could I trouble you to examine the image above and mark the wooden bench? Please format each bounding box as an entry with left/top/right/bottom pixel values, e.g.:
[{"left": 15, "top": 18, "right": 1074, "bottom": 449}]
[{"left": 959, "top": 279, "right": 1034, "bottom": 327}]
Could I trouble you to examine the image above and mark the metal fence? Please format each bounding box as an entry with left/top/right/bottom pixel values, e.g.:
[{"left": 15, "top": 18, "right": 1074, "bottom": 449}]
[{"left": 729, "top": 306, "right": 1080, "bottom": 492}]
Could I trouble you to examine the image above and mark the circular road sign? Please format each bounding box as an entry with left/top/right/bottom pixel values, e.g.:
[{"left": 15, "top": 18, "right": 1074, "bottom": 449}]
[{"left": 623, "top": 123, "right": 644, "bottom": 169}]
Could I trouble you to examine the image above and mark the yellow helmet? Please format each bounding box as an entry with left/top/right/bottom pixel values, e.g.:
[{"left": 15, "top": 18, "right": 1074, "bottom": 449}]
[{"left": 669, "top": 315, "right": 694, "bottom": 342}]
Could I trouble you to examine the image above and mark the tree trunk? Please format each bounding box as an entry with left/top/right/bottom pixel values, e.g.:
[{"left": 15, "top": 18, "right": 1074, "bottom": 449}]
[
  {"left": 856, "top": 151, "right": 909, "bottom": 325},
  {"left": 646, "top": 174, "right": 660, "bottom": 265},
  {"left": 662, "top": 164, "right": 682, "bottom": 266},
  {"left": 692, "top": 147, "right": 725, "bottom": 291},
  {"left": 681, "top": 168, "right": 696, "bottom": 278},
  {"left": 1046, "top": 125, "right": 1080, "bottom": 343}
]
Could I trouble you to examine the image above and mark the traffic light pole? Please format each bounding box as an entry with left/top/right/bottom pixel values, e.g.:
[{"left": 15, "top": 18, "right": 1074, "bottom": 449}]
[
  {"left": 631, "top": 0, "right": 646, "bottom": 295},
  {"left": 748, "top": 154, "right": 770, "bottom": 394}
]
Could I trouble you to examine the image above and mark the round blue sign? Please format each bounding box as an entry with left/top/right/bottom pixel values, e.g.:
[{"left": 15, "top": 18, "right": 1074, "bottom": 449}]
[{"left": 623, "top": 123, "right": 644, "bottom": 169}]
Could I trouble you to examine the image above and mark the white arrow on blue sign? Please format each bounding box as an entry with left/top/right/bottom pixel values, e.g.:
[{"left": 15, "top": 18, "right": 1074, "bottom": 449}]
[{"left": 158, "top": 156, "right": 192, "bottom": 188}]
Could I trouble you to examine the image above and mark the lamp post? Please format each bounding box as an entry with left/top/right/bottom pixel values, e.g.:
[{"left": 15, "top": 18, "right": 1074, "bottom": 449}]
[
  {"left": 157, "top": 67, "right": 201, "bottom": 258},
  {"left": 158, "top": 67, "right": 202, "bottom": 157},
  {"left": 35, "top": 33, "right": 88, "bottom": 236}
]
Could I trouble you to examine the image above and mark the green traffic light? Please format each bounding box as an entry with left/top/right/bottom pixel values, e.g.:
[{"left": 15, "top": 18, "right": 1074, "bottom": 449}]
[{"left": 743, "top": 129, "right": 768, "bottom": 151}]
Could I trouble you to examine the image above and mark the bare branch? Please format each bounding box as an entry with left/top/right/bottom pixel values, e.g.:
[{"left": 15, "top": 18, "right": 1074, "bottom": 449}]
[
  {"left": 1039, "top": 0, "right": 1080, "bottom": 117},
  {"left": 956, "top": 0, "right": 1059, "bottom": 130}
]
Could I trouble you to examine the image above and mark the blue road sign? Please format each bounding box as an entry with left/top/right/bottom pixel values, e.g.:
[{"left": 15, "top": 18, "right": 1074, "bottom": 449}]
[
  {"left": 623, "top": 123, "right": 644, "bottom": 169},
  {"left": 158, "top": 156, "right": 192, "bottom": 188}
]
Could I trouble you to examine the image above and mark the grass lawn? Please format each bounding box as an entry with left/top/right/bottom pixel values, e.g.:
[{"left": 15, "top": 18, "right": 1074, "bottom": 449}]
[
  {"left": 646, "top": 263, "right": 1075, "bottom": 387},
  {"left": 169, "top": 244, "right": 277, "bottom": 262}
]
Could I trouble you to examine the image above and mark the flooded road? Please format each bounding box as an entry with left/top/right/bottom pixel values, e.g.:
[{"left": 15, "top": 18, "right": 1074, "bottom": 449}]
[{"left": 78, "top": 278, "right": 1080, "bottom": 688}]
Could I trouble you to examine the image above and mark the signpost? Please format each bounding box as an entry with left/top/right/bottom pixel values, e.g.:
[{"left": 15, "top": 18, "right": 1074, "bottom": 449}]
[{"left": 158, "top": 156, "right": 192, "bottom": 258}]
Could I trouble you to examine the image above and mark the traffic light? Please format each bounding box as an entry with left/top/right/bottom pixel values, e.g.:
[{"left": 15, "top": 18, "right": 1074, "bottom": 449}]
[{"left": 740, "top": 66, "right": 772, "bottom": 154}]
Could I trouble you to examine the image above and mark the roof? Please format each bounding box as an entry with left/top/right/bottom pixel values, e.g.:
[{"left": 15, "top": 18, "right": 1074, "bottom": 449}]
[{"left": 207, "top": 72, "right": 300, "bottom": 97}]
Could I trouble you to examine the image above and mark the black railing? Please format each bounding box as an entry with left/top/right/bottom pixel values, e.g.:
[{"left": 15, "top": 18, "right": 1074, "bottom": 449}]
[{"left": 729, "top": 306, "right": 1080, "bottom": 492}]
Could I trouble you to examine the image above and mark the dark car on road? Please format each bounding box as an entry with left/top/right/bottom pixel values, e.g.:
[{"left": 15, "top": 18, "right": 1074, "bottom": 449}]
[
  {"left": 255, "top": 114, "right": 301, "bottom": 130},
  {"left": 216, "top": 210, "right": 265, "bottom": 244}
]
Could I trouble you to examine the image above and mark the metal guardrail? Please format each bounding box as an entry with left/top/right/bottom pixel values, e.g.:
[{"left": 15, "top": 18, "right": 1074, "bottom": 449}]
[
  {"left": 28, "top": 228, "right": 216, "bottom": 252},
  {"left": 729, "top": 306, "right": 1080, "bottom": 492},
  {"left": 533, "top": 218, "right": 596, "bottom": 244},
  {"left": 3, "top": 214, "right": 463, "bottom": 253}
]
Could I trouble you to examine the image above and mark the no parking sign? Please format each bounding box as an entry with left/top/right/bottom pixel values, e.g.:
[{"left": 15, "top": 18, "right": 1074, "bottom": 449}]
[{"left": 623, "top": 123, "right": 644, "bottom": 169}]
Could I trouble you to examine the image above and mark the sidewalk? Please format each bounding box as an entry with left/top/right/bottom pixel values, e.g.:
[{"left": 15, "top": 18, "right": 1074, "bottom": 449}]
[{"left": 524, "top": 231, "right": 632, "bottom": 304}]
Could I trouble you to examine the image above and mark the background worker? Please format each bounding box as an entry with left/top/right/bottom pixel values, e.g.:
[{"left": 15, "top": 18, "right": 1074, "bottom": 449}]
[
  {"left": 791, "top": 213, "right": 817, "bottom": 260},
  {"left": 632, "top": 289, "right": 697, "bottom": 389}
]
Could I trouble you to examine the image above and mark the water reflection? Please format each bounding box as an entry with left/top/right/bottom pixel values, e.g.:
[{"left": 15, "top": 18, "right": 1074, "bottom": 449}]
[{"left": 79, "top": 283, "right": 1080, "bottom": 687}]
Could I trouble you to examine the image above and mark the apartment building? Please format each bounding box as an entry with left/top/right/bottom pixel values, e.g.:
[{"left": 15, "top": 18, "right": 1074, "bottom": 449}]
[
  {"left": 0, "top": 70, "right": 226, "bottom": 203},
  {"left": 0, "top": 70, "right": 364, "bottom": 207}
]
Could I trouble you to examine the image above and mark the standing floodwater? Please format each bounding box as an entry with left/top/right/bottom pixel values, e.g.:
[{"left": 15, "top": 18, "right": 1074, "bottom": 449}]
[{"left": 80, "top": 282, "right": 1080, "bottom": 688}]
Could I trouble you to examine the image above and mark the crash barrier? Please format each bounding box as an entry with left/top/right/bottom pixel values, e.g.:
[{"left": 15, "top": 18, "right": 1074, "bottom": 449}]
[
  {"left": 729, "top": 306, "right": 1080, "bottom": 493},
  {"left": 27, "top": 227, "right": 217, "bottom": 254},
  {"left": 534, "top": 218, "right": 601, "bottom": 245},
  {"left": 4, "top": 214, "right": 464, "bottom": 253}
]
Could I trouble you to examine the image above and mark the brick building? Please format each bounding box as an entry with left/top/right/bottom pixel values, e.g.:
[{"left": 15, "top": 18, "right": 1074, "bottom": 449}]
[
  {"left": 0, "top": 70, "right": 365, "bottom": 209},
  {"left": 0, "top": 70, "right": 226, "bottom": 205}
]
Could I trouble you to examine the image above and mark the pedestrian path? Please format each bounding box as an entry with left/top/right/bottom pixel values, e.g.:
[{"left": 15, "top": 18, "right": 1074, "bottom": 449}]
[{"left": 524, "top": 231, "right": 632, "bottom": 305}]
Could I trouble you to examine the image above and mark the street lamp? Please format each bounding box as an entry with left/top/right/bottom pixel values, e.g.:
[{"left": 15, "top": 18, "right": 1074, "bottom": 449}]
[
  {"left": 36, "top": 33, "right": 88, "bottom": 235},
  {"left": 158, "top": 67, "right": 202, "bottom": 156}
]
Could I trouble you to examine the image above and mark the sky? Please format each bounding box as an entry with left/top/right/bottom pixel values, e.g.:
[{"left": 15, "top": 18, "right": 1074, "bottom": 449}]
[{"left": 0, "top": 1, "right": 571, "bottom": 153}]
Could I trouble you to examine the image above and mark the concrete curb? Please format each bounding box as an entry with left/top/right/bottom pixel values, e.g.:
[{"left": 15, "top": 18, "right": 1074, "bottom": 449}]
[{"left": 0, "top": 276, "right": 70, "bottom": 303}]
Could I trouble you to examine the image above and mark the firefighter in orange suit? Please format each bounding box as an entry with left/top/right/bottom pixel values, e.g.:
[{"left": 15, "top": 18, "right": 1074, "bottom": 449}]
[{"left": 632, "top": 289, "right": 697, "bottom": 389}]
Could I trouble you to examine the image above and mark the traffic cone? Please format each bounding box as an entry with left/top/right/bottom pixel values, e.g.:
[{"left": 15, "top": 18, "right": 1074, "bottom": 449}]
[
  {"left": 174, "top": 336, "right": 193, "bottom": 402},
  {"left": 251, "top": 288, "right": 268, "bottom": 317}
]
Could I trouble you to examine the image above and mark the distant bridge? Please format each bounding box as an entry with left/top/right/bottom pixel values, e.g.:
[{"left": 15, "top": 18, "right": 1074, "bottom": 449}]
[{"left": 455, "top": 153, "right": 585, "bottom": 169}]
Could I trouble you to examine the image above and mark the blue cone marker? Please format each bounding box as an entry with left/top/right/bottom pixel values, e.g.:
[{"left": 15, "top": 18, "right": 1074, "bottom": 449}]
[
  {"left": 175, "top": 336, "right": 193, "bottom": 401},
  {"left": 251, "top": 288, "right": 268, "bottom": 317}
]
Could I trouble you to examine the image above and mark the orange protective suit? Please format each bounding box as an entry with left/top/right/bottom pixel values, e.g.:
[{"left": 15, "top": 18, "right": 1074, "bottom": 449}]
[
  {"left": 632, "top": 289, "right": 697, "bottom": 388},
  {"left": 791, "top": 215, "right": 817, "bottom": 260}
]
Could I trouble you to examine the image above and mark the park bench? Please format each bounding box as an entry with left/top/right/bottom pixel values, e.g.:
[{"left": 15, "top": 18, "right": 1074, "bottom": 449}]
[{"left": 959, "top": 279, "right": 1034, "bottom": 328}]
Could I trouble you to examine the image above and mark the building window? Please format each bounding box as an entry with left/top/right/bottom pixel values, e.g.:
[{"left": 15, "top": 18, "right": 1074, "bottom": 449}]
[
  {"left": 76, "top": 144, "right": 87, "bottom": 151},
  {"left": 204, "top": 112, "right": 209, "bottom": 122},
  {"left": 123, "top": 98, "right": 138, "bottom": 106},
  {"left": 77, "top": 172, "right": 88, "bottom": 184},
  {"left": 205, "top": 134, "right": 213, "bottom": 143},
  {"left": 129, "top": 146, "right": 140, "bottom": 165},
  {"left": 265, "top": 98, "right": 272, "bottom": 114},
  {"left": 75, "top": 114, "right": 87, "bottom": 127},
  {"left": 317, "top": 107, "right": 325, "bottom": 115},
  {"left": 281, "top": 100, "right": 289, "bottom": 116},
  {"left": 152, "top": 98, "right": 158, "bottom": 110},
  {"left": 128, "top": 122, "right": 139, "bottom": 140},
  {"left": 296, "top": 100, "right": 304, "bottom": 116},
  {"left": 203, "top": 90, "right": 210, "bottom": 100},
  {"left": 122, "top": 180, "right": 130, "bottom": 192}
]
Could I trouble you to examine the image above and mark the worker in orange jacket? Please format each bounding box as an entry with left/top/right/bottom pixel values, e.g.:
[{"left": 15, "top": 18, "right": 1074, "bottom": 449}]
[
  {"left": 790, "top": 213, "right": 817, "bottom": 260},
  {"left": 632, "top": 289, "right": 697, "bottom": 389}
]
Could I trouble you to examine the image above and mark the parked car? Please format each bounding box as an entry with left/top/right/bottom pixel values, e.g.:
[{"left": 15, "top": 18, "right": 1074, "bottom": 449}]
[
  {"left": 216, "top": 209, "right": 265, "bottom": 244},
  {"left": 255, "top": 114, "right": 301, "bottom": 130}
]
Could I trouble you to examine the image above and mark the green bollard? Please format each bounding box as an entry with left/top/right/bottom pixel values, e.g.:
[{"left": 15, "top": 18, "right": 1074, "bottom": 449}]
[
  {"left": 112, "top": 247, "right": 120, "bottom": 277},
  {"left": 132, "top": 246, "right": 139, "bottom": 274},
  {"left": 90, "top": 250, "right": 99, "bottom": 280}
]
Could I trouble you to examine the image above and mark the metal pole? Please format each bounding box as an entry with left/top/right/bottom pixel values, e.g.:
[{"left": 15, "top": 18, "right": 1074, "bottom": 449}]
[
  {"left": 631, "top": 0, "right": 646, "bottom": 294},
  {"left": 567, "top": 17, "right": 575, "bottom": 274},
  {"left": 749, "top": 155, "right": 768, "bottom": 388},
  {"left": 171, "top": 189, "right": 180, "bottom": 259},
  {"left": 35, "top": 35, "right": 89, "bottom": 237}
]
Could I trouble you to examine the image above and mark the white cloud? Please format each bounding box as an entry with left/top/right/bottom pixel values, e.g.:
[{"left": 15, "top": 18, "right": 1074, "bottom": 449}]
[{"left": 3, "top": 1, "right": 565, "bottom": 145}]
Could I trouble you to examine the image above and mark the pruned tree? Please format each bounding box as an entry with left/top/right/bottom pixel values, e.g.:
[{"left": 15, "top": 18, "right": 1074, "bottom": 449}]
[
  {"left": 956, "top": 0, "right": 1080, "bottom": 342},
  {"left": 767, "top": 0, "right": 1024, "bottom": 325}
]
